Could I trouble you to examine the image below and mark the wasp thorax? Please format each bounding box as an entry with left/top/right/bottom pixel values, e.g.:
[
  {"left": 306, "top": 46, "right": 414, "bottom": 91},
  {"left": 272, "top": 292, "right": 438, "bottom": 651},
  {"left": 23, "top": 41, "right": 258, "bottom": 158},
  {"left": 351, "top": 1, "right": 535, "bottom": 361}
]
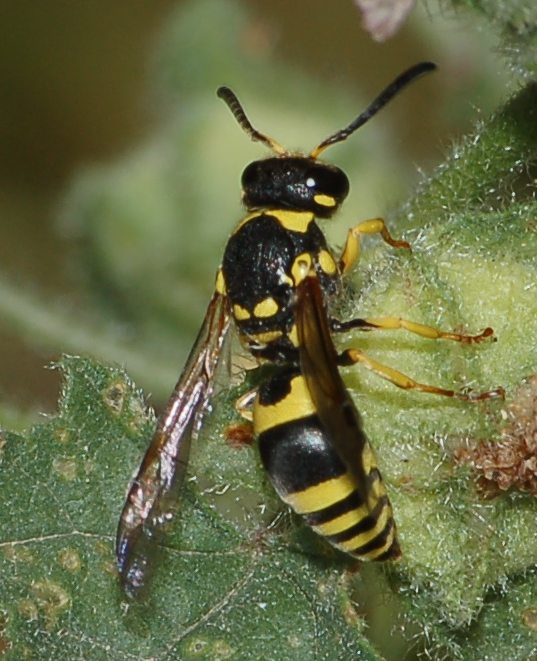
[{"left": 241, "top": 157, "right": 349, "bottom": 218}]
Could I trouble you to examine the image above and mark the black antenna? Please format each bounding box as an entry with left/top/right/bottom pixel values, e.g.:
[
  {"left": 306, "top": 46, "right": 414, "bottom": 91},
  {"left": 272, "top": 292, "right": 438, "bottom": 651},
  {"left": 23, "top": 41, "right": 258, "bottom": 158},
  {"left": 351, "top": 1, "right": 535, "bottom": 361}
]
[
  {"left": 310, "top": 62, "right": 437, "bottom": 159},
  {"left": 217, "top": 86, "right": 286, "bottom": 155}
]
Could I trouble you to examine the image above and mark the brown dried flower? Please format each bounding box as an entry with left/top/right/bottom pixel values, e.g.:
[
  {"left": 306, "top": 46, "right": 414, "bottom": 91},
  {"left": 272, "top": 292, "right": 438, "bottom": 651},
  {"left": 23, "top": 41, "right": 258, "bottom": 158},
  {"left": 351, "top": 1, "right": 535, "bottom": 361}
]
[{"left": 455, "top": 375, "right": 537, "bottom": 497}]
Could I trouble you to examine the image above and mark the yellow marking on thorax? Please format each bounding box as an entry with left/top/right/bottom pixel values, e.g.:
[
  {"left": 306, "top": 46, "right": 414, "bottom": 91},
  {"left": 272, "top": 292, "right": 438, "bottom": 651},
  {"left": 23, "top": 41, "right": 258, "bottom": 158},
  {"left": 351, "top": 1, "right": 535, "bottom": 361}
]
[
  {"left": 313, "top": 194, "right": 336, "bottom": 208},
  {"left": 245, "top": 329, "right": 283, "bottom": 345},
  {"left": 283, "top": 474, "right": 356, "bottom": 514},
  {"left": 272, "top": 209, "right": 314, "bottom": 233},
  {"left": 337, "top": 502, "right": 391, "bottom": 552},
  {"left": 233, "top": 209, "right": 314, "bottom": 235},
  {"left": 233, "top": 304, "right": 251, "bottom": 321},
  {"left": 254, "top": 374, "right": 316, "bottom": 436},
  {"left": 253, "top": 297, "right": 279, "bottom": 318},
  {"left": 317, "top": 249, "right": 337, "bottom": 275},
  {"left": 287, "top": 323, "right": 299, "bottom": 347},
  {"left": 215, "top": 269, "right": 226, "bottom": 295},
  {"left": 291, "top": 253, "right": 313, "bottom": 285}
]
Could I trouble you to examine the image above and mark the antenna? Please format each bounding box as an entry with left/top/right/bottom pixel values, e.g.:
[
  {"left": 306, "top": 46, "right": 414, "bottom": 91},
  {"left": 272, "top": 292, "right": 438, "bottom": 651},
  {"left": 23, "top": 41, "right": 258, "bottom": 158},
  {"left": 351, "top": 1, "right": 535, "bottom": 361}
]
[
  {"left": 309, "top": 62, "right": 437, "bottom": 159},
  {"left": 217, "top": 86, "right": 287, "bottom": 156}
]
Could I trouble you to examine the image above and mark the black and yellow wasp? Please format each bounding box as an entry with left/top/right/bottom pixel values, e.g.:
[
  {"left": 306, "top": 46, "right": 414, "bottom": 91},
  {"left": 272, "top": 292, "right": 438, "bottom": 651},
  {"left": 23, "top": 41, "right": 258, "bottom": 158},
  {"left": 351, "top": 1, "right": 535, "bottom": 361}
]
[{"left": 116, "top": 62, "right": 503, "bottom": 598}]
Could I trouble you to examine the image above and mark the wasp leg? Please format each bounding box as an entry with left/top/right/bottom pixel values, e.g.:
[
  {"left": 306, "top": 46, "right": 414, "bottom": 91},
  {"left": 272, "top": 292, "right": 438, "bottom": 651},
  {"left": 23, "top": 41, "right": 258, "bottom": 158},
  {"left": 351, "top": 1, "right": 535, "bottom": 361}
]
[
  {"left": 338, "top": 348, "right": 505, "bottom": 401},
  {"left": 235, "top": 388, "right": 257, "bottom": 422},
  {"left": 226, "top": 422, "right": 255, "bottom": 448},
  {"left": 331, "top": 316, "right": 495, "bottom": 344},
  {"left": 339, "top": 218, "right": 410, "bottom": 274},
  {"left": 224, "top": 389, "right": 258, "bottom": 448}
]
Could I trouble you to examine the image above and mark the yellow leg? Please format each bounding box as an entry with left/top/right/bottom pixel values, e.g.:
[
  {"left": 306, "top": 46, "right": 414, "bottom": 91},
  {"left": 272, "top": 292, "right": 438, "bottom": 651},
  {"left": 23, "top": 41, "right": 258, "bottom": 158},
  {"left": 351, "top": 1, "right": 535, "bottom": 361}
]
[
  {"left": 225, "top": 389, "right": 257, "bottom": 448},
  {"left": 331, "top": 316, "right": 495, "bottom": 344},
  {"left": 234, "top": 388, "right": 257, "bottom": 421},
  {"left": 360, "top": 317, "right": 494, "bottom": 344},
  {"left": 339, "top": 218, "right": 410, "bottom": 274},
  {"left": 339, "top": 348, "right": 505, "bottom": 401},
  {"left": 226, "top": 422, "right": 254, "bottom": 448}
]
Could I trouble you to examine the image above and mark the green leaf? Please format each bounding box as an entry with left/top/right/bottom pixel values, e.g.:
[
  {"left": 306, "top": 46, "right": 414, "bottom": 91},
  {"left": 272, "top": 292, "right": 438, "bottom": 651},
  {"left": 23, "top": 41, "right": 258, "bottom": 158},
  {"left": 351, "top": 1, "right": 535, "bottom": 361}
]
[
  {"left": 400, "top": 569, "right": 537, "bottom": 660},
  {"left": 0, "top": 357, "right": 381, "bottom": 660}
]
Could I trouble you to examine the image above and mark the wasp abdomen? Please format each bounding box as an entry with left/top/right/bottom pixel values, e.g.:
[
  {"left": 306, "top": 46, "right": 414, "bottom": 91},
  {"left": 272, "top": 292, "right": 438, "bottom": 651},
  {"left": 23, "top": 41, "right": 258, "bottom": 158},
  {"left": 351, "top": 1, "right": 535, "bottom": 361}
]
[{"left": 255, "top": 368, "right": 400, "bottom": 561}]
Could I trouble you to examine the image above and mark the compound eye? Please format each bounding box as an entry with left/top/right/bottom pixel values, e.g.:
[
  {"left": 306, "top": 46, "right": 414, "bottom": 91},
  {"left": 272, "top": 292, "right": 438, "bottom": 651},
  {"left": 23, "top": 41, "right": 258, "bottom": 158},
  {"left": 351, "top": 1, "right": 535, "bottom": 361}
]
[
  {"left": 305, "top": 176, "right": 316, "bottom": 189},
  {"left": 316, "top": 167, "right": 349, "bottom": 200},
  {"left": 241, "top": 162, "right": 258, "bottom": 188}
]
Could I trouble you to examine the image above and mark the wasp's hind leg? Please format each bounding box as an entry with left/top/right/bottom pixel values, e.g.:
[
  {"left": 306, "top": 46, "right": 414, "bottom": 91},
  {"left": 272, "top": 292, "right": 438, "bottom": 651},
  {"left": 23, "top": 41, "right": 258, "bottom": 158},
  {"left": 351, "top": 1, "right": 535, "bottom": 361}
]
[
  {"left": 234, "top": 388, "right": 257, "bottom": 421},
  {"left": 338, "top": 348, "right": 504, "bottom": 401},
  {"left": 331, "top": 315, "right": 495, "bottom": 344},
  {"left": 225, "top": 388, "right": 258, "bottom": 448}
]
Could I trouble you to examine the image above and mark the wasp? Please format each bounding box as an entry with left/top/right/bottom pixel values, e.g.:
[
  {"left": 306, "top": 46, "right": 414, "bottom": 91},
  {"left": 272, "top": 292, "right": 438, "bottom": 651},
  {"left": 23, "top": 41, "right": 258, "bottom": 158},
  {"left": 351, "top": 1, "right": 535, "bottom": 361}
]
[{"left": 116, "top": 62, "right": 503, "bottom": 598}]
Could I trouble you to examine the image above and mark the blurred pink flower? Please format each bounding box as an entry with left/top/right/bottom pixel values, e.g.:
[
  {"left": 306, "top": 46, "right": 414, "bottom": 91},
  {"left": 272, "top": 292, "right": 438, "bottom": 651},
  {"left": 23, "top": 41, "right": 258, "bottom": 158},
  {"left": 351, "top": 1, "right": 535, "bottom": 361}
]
[{"left": 354, "top": 0, "right": 416, "bottom": 41}]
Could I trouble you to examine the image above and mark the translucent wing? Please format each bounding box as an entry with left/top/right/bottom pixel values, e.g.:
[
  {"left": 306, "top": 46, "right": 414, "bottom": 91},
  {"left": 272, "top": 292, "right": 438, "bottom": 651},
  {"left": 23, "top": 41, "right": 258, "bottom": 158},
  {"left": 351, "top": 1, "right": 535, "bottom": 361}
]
[
  {"left": 295, "top": 276, "right": 370, "bottom": 500},
  {"left": 116, "top": 290, "right": 231, "bottom": 598},
  {"left": 294, "top": 276, "right": 401, "bottom": 561}
]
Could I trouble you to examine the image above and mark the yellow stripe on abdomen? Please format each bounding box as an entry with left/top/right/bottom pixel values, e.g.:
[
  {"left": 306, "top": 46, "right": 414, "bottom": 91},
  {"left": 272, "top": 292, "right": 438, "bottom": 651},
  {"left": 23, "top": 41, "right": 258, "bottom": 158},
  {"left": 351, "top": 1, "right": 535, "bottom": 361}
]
[
  {"left": 311, "top": 503, "right": 369, "bottom": 536},
  {"left": 336, "top": 502, "right": 391, "bottom": 552},
  {"left": 282, "top": 473, "right": 356, "bottom": 514},
  {"left": 254, "top": 374, "right": 317, "bottom": 436},
  {"left": 364, "top": 522, "right": 398, "bottom": 560}
]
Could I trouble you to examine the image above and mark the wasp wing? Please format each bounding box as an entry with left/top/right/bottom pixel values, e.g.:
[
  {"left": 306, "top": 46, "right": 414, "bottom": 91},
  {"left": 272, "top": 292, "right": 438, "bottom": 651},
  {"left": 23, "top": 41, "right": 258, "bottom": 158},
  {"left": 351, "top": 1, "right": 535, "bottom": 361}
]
[
  {"left": 296, "top": 275, "right": 400, "bottom": 561},
  {"left": 295, "top": 276, "right": 371, "bottom": 503},
  {"left": 116, "top": 290, "right": 231, "bottom": 598}
]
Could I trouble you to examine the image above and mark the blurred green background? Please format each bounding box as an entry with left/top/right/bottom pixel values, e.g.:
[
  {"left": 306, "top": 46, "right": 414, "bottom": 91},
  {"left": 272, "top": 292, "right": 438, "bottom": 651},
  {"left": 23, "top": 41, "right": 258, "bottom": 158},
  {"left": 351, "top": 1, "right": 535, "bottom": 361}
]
[{"left": 0, "top": 0, "right": 509, "bottom": 424}]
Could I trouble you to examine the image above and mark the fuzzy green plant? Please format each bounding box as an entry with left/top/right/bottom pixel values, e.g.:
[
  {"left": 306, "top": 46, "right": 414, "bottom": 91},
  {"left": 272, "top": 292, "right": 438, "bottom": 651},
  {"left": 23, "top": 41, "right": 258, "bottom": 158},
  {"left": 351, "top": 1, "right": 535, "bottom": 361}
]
[
  {"left": 450, "top": 0, "right": 537, "bottom": 78},
  {"left": 1, "top": 1, "right": 537, "bottom": 659}
]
